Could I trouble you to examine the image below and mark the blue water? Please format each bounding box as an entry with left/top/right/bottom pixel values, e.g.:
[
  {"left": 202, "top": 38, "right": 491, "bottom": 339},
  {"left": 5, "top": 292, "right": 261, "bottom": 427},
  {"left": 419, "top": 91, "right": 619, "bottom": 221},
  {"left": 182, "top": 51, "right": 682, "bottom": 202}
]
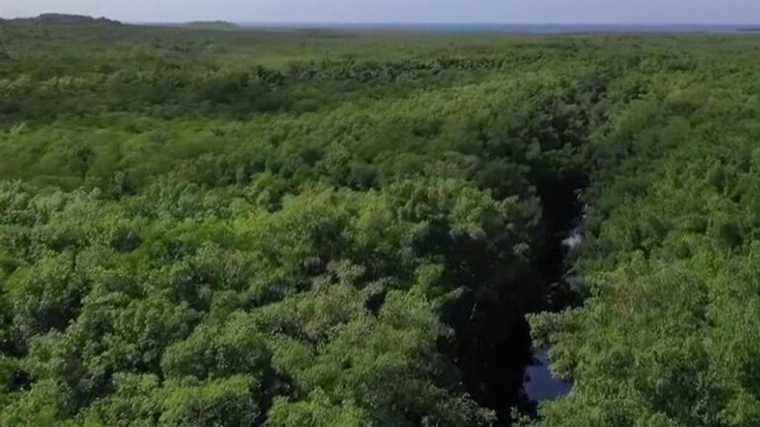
[
  {"left": 523, "top": 349, "right": 571, "bottom": 402},
  {"left": 239, "top": 22, "right": 760, "bottom": 35}
]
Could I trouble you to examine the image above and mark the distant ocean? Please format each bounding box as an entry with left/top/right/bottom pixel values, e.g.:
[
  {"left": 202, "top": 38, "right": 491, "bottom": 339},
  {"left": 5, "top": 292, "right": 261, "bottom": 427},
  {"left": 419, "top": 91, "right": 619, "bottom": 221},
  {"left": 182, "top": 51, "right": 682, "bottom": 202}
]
[{"left": 237, "top": 23, "right": 760, "bottom": 35}]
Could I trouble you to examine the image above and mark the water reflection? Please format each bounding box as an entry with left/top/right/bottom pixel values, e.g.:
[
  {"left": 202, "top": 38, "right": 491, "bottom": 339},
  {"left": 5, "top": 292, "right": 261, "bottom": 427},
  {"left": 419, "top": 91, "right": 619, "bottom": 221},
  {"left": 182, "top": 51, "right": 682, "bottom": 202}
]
[{"left": 523, "top": 349, "right": 571, "bottom": 403}]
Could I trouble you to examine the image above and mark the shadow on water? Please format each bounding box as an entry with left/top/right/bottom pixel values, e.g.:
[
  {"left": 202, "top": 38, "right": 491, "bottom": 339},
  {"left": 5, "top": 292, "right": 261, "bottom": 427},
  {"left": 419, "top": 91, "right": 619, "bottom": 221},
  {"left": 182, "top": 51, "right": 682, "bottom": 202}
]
[{"left": 451, "top": 171, "right": 586, "bottom": 425}]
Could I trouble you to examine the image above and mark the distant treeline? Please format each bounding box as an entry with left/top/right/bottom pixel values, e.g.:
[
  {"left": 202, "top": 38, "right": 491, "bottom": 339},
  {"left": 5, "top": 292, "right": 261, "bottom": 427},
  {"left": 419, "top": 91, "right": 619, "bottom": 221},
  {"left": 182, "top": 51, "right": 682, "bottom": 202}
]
[
  {"left": 183, "top": 21, "right": 240, "bottom": 31},
  {"left": 0, "top": 13, "right": 122, "bottom": 26}
]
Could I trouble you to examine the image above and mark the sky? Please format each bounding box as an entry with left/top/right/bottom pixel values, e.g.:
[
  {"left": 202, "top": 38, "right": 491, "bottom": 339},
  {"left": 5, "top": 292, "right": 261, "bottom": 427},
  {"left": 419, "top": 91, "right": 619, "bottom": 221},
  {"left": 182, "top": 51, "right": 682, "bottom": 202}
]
[{"left": 2, "top": 0, "right": 760, "bottom": 24}]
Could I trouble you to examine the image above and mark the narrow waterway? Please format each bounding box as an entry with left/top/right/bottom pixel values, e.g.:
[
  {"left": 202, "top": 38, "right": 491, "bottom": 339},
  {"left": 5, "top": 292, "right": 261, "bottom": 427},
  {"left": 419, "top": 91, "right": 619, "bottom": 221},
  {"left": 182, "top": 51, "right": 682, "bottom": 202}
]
[
  {"left": 454, "top": 172, "right": 586, "bottom": 425},
  {"left": 520, "top": 179, "right": 585, "bottom": 409},
  {"left": 522, "top": 194, "right": 584, "bottom": 405}
]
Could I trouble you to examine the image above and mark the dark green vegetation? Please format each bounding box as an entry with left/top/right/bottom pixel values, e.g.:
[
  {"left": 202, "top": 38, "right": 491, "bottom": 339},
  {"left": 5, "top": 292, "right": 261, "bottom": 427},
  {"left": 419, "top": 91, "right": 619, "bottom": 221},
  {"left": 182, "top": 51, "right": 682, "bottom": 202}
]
[
  {"left": 0, "top": 14, "right": 122, "bottom": 26},
  {"left": 1, "top": 22, "right": 760, "bottom": 426}
]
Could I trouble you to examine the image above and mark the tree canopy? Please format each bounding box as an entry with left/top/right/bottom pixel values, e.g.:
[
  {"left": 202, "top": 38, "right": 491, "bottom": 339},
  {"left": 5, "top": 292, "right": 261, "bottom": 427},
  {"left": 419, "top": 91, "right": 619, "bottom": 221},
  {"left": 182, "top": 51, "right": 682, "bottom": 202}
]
[{"left": 1, "top": 23, "right": 760, "bottom": 426}]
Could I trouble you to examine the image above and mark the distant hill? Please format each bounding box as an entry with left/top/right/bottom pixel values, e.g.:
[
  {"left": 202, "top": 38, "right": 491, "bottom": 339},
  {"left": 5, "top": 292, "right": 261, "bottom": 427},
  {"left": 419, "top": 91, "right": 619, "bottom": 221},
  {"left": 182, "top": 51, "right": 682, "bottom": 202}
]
[
  {"left": 1, "top": 13, "right": 122, "bottom": 26},
  {"left": 183, "top": 20, "right": 240, "bottom": 31}
]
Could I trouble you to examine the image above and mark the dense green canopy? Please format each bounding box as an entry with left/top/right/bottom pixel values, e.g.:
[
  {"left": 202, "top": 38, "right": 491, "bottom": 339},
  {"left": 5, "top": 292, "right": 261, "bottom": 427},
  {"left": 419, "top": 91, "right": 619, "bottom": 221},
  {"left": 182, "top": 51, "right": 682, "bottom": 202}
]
[{"left": 1, "top": 23, "right": 760, "bottom": 426}]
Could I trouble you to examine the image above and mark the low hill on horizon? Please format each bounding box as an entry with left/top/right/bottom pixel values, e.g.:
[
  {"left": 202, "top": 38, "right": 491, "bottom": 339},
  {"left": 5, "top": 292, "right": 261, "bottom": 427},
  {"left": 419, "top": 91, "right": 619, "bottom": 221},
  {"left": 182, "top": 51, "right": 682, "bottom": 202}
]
[{"left": 0, "top": 13, "right": 122, "bottom": 26}]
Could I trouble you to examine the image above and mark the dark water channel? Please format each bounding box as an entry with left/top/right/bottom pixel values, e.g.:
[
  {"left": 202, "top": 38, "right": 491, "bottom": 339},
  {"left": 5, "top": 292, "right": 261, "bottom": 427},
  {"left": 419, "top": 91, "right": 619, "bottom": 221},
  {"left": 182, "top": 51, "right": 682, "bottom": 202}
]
[
  {"left": 521, "top": 206, "right": 584, "bottom": 404},
  {"left": 519, "top": 176, "right": 585, "bottom": 409},
  {"left": 456, "top": 173, "right": 586, "bottom": 425},
  {"left": 521, "top": 204, "right": 583, "bottom": 407}
]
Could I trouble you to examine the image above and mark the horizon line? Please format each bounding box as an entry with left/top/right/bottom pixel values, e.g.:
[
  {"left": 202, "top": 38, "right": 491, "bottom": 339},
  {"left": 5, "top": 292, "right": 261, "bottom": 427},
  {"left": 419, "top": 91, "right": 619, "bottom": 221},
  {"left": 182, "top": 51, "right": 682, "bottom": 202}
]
[
  {"left": 131, "top": 20, "right": 760, "bottom": 26},
  {"left": 3, "top": 13, "right": 760, "bottom": 27}
]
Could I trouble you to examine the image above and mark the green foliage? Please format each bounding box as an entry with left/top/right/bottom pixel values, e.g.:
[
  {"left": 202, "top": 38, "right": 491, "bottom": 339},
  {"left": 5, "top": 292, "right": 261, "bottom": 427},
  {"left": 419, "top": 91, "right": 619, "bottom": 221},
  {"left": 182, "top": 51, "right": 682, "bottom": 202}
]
[
  {"left": 529, "top": 42, "right": 760, "bottom": 425},
  {"left": 160, "top": 376, "right": 261, "bottom": 426},
  {"left": 2, "top": 23, "right": 760, "bottom": 426}
]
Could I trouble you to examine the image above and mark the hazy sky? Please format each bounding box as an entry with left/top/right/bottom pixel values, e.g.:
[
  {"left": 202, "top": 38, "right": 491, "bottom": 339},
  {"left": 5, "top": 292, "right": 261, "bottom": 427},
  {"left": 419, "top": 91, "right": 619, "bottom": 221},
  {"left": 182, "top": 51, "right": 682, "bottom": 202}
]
[{"left": 2, "top": 0, "right": 760, "bottom": 24}]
